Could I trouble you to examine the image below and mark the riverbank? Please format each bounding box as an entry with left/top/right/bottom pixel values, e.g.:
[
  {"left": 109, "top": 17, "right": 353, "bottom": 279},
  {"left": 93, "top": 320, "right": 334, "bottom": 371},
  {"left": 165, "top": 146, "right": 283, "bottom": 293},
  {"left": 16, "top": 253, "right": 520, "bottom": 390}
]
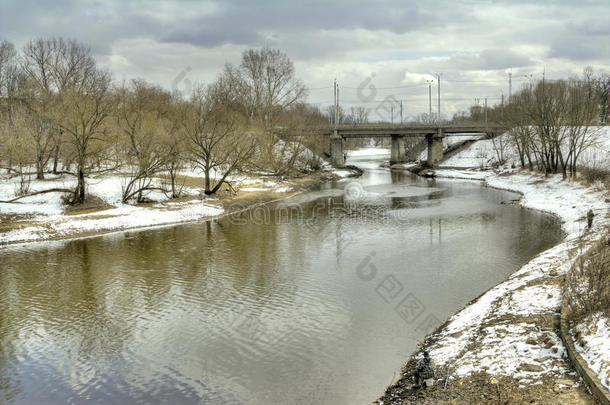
[
  {"left": 0, "top": 167, "right": 359, "bottom": 246},
  {"left": 376, "top": 169, "right": 609, "bottom": 404}
]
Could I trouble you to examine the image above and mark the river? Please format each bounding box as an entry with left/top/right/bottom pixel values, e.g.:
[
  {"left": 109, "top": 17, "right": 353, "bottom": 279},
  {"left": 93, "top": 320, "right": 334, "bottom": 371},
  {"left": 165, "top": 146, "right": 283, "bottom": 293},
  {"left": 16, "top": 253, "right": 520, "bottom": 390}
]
[{"left": 0, "top": 154, "right": 564, "bottom": 404}]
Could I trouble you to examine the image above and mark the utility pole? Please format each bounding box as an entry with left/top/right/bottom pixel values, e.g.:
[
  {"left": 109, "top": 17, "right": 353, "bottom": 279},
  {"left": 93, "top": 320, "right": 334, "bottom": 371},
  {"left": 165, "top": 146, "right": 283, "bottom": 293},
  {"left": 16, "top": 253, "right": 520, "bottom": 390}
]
[
  {"left": 426, "top": 79, "right": 434, "bottom": 117},
  {"left": 337, "top": 84, "right": 340, "bottom": 125},
  {"left": 391, "top": 105, "right": 394, "bottom": 124},
  {"left": 508, "top": 72, "right": 512, "bottom": 101},
  {"left": 435, "top": 73, "right": 442, "bottom": 123},
  {"left": 484, "top": 97, "right": 488, "bottom": 124},
  {"left": 333, "top": 78, "right": 337, "bottom": 127},
  {"left": 333, "top": 79, "right": 340, "bottom": 126}
]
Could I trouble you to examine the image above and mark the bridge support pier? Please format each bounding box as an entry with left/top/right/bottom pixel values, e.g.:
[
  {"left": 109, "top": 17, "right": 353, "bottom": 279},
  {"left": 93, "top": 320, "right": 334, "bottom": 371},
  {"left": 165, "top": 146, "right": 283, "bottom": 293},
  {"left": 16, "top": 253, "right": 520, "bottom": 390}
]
[
  {"left": 330, "top": 131, "right": 345, "bottom": 166},
  {"left": 390, "top": 135, "right": 407, "bottom": 164},
  {"left": 426, "top": 129, "right": 444, "bottom": 167}
]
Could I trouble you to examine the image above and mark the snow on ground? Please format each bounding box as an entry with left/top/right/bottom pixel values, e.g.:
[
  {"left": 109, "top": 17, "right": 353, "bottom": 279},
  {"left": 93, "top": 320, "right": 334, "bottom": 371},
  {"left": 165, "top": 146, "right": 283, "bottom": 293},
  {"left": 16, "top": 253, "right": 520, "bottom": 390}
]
[
  {"left": 0, "top": 170, "right": 298, "bottom": 244},
  {"left": 441, "top": 134, "right": 520, "bottom": 168},
  {"left": 238, "top": 179, "right": 294, "bottom": 193},
  {"left": 0, "top": 171, "right": 224, "bottom": 244},
  {"left": 432, "top": 169, "right": 492, "bottom": 181},
  {"left": 441, "top": 126, "right": 610, "bottom": 170},
  {"left": 571, "top": 313, "right": 610, "bottom": 390},
  {"left": 347, "top": 148, "right": 391, "bottom": 157},
  {"left": 332, "top": 169, "right": 357, "bottom": 178},
  {"left": 443, "top": 134, "right": 483, "bottom": 147},
  {"left": 425, "top": 170, "right": 609, "bottom": 384},
  {"left": 487, "top": 172, "right": 608, "bottom": 235},
  {"left": 580, "top": 127, "right": 610, "bottom": 170},
  {"left": 8, "top": 202, "right": 224, "bottom": 244},
  {"left": 0, "top": 175, "right": 73, "bottom": 215}
]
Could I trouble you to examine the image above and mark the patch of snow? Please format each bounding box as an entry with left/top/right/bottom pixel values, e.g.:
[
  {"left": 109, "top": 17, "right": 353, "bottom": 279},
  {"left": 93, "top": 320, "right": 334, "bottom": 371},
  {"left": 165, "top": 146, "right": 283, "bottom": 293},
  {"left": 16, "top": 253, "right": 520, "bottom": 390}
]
[
  {"left": 333, "top": 169, "right": 355, "bottom": 178},
  {"left": 240, "top": 187, "right": 269, "bottom": 192},
  {"left": 495, "top": 283, "right": 563, "bottom": 317},
  {"left": 453, "top": 323, "right": 568, "bottom": 378},
  {"left": 433, "top": 169, "right": 491, "bottom": 181},
  {"left": 572, "top": 313, "right": 610, "bottom": 390},
  {"left": 347, "top": 148, "right": 390, "bottom": 157},
  {"left": 273, "top": 186, "right": 293, "bottom": 193}
]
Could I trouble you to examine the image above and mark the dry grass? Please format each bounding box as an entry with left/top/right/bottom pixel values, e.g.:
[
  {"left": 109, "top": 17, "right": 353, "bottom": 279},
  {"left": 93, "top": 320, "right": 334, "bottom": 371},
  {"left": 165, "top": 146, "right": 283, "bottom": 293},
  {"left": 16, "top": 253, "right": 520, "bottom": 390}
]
[
  {"left": 578, "top": 167, "right": 610, "bottom": 189},
  {"left": 565, "top": 237, "right": 610, "bottom": 324},
  {"left": 64, "top": 194, "right": 114, "bottom": 214}
]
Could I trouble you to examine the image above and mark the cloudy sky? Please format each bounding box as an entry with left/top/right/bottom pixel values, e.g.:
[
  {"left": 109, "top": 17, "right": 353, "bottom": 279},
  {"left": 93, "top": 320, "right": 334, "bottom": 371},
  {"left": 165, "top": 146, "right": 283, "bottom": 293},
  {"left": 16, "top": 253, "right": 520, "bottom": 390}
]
[{"left": 1, "top": 0, "right": 609, "bottom": 121}]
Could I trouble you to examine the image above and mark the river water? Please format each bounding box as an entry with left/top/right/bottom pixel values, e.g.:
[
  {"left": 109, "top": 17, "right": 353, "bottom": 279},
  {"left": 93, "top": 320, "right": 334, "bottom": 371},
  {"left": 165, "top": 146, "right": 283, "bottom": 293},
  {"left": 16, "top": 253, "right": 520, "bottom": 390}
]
[{"left": 0, "top": 154, "right": 563, "bottom": 404}]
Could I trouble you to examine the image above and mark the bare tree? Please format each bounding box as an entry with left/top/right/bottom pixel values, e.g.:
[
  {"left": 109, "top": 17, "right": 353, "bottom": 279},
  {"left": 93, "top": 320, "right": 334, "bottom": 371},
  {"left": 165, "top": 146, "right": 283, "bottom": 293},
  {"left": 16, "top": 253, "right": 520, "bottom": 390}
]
[
  {"left": 518, "top": 80, "right": 570, "bottom": 174},
  {"left": 502, "top": 94, "right": 535, "bottom": 169},
  {"left": 117, "top": 79, "right": 172, "bottom": 202},
  {"left": 227, "top": 48, "right": 308, "bottom": 171},
  {"left": 51, "top": 68, "right": 114, "bottom": 203},
  {"left": 21, "top": 38, "right": 96, "bottom": 175},
  {"left": 160, "top": 94, "right": 186, "bottom": 198},
  {"left": 183, "top": 84, "right": 256, "bottom": 195},
  {"left": 326, "top": 104, "right": 345, "bottom": 125},
  {"left": 9, "top": 102, "right": 54, "bottom": 179},
  {"left": 0, "top": 40, "right": 20, "bottom": 100},
  {"left": 563, "top": 78, "right": 601, "bottom": 176},
  {"left": 506, "top": 73, "right": 602, "bottom": 177},
  {"left": 412, "top": 112, "right": 437, "bottom": 125},
  {"left": 0, "top": 107, "right": 33, "bottom": 193},
  {"left": 344, "top": 106, "right": 369, "bottom": 125},
  {"left": 490, "top": 133, "right": 508, "bottom": 166}
]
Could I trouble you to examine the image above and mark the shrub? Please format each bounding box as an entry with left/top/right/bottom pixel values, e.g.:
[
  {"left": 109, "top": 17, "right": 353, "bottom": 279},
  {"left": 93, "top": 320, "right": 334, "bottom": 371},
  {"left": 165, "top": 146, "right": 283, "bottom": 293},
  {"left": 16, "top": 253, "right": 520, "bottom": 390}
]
[{"left": 565, "top": 238, "right": 610, "bottom": 324}]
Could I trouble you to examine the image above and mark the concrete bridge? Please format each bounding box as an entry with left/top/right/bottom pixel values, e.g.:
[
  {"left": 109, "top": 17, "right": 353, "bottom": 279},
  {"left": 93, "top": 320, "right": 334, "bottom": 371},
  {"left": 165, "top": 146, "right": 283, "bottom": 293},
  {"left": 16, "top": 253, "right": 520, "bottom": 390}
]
[{"left": 326, "top": 124, "right": 503, "bottom": 167}]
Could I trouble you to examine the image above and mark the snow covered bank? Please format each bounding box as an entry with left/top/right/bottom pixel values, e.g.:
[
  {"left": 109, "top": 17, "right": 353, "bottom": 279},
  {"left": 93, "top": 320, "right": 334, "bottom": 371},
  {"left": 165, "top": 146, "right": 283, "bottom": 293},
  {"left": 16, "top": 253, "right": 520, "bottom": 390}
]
[
  {"left": 440, "top": 126, "right": 610, "bottom": 170},
  {"left": 0, "top": 172, "right": 225, "bottom": 244},
  {"left": 1, "top": 201, "right": 225, "bottom": 244},
  {"left": 0, "top": 165, "right": 354, "bottom": 245},
  {"left": 571, "top": 313, "right": 610, "bottom": 391}
]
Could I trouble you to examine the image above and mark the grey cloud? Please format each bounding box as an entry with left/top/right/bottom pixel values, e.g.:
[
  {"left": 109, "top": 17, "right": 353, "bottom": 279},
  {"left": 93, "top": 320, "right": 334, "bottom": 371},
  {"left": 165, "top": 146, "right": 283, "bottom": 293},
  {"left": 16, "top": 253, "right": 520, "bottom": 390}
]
[
  {"left": 161, "top": 0, "right": 439, "bottom": 48},
  {"left": 1, "top": 0, "right": 608, "bottom": 113},
  {"left": 0, "top": 0, "right": 171, "bottom": 54},
  {"left": 447, "top": 49, "right": 533, "bottom": 71},
  {"left": 549, "top": 36, "right": 608, "bottom": 61},
  {"left": 548, "top": 18, "right": 610, "bottom": 61},
  {"left": 0, "top": 0, "right": 447, "bottom": 60}
]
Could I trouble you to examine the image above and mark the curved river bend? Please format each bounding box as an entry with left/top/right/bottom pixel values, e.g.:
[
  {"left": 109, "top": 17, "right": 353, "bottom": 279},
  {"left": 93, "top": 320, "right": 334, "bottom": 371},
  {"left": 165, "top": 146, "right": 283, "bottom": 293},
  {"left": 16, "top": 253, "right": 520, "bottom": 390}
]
[{"left": 0, "top": 154, "right": 563, "bottom": 404}]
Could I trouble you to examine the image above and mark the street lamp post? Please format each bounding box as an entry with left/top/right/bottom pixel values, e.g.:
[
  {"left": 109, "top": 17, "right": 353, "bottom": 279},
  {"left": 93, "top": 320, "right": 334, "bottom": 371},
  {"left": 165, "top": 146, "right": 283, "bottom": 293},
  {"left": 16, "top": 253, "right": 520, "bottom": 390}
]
[{"left": 435, "top": 73, "right": 442, "bottom": 123}]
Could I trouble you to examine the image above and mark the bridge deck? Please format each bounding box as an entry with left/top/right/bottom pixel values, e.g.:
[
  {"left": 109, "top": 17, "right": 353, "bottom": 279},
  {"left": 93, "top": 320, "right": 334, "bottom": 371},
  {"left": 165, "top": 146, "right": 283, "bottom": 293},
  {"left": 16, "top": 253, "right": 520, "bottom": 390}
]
[{"left": 328, "top": 125, "right": 502, "bottom": 138}]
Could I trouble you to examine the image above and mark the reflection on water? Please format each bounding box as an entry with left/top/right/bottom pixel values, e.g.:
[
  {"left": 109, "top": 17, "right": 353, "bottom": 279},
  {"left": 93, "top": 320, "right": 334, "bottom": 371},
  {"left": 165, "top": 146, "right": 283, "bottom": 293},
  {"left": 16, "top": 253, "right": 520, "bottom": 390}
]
[{"left": 0, "top": 155, "right": 563, "bottom": 404}]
